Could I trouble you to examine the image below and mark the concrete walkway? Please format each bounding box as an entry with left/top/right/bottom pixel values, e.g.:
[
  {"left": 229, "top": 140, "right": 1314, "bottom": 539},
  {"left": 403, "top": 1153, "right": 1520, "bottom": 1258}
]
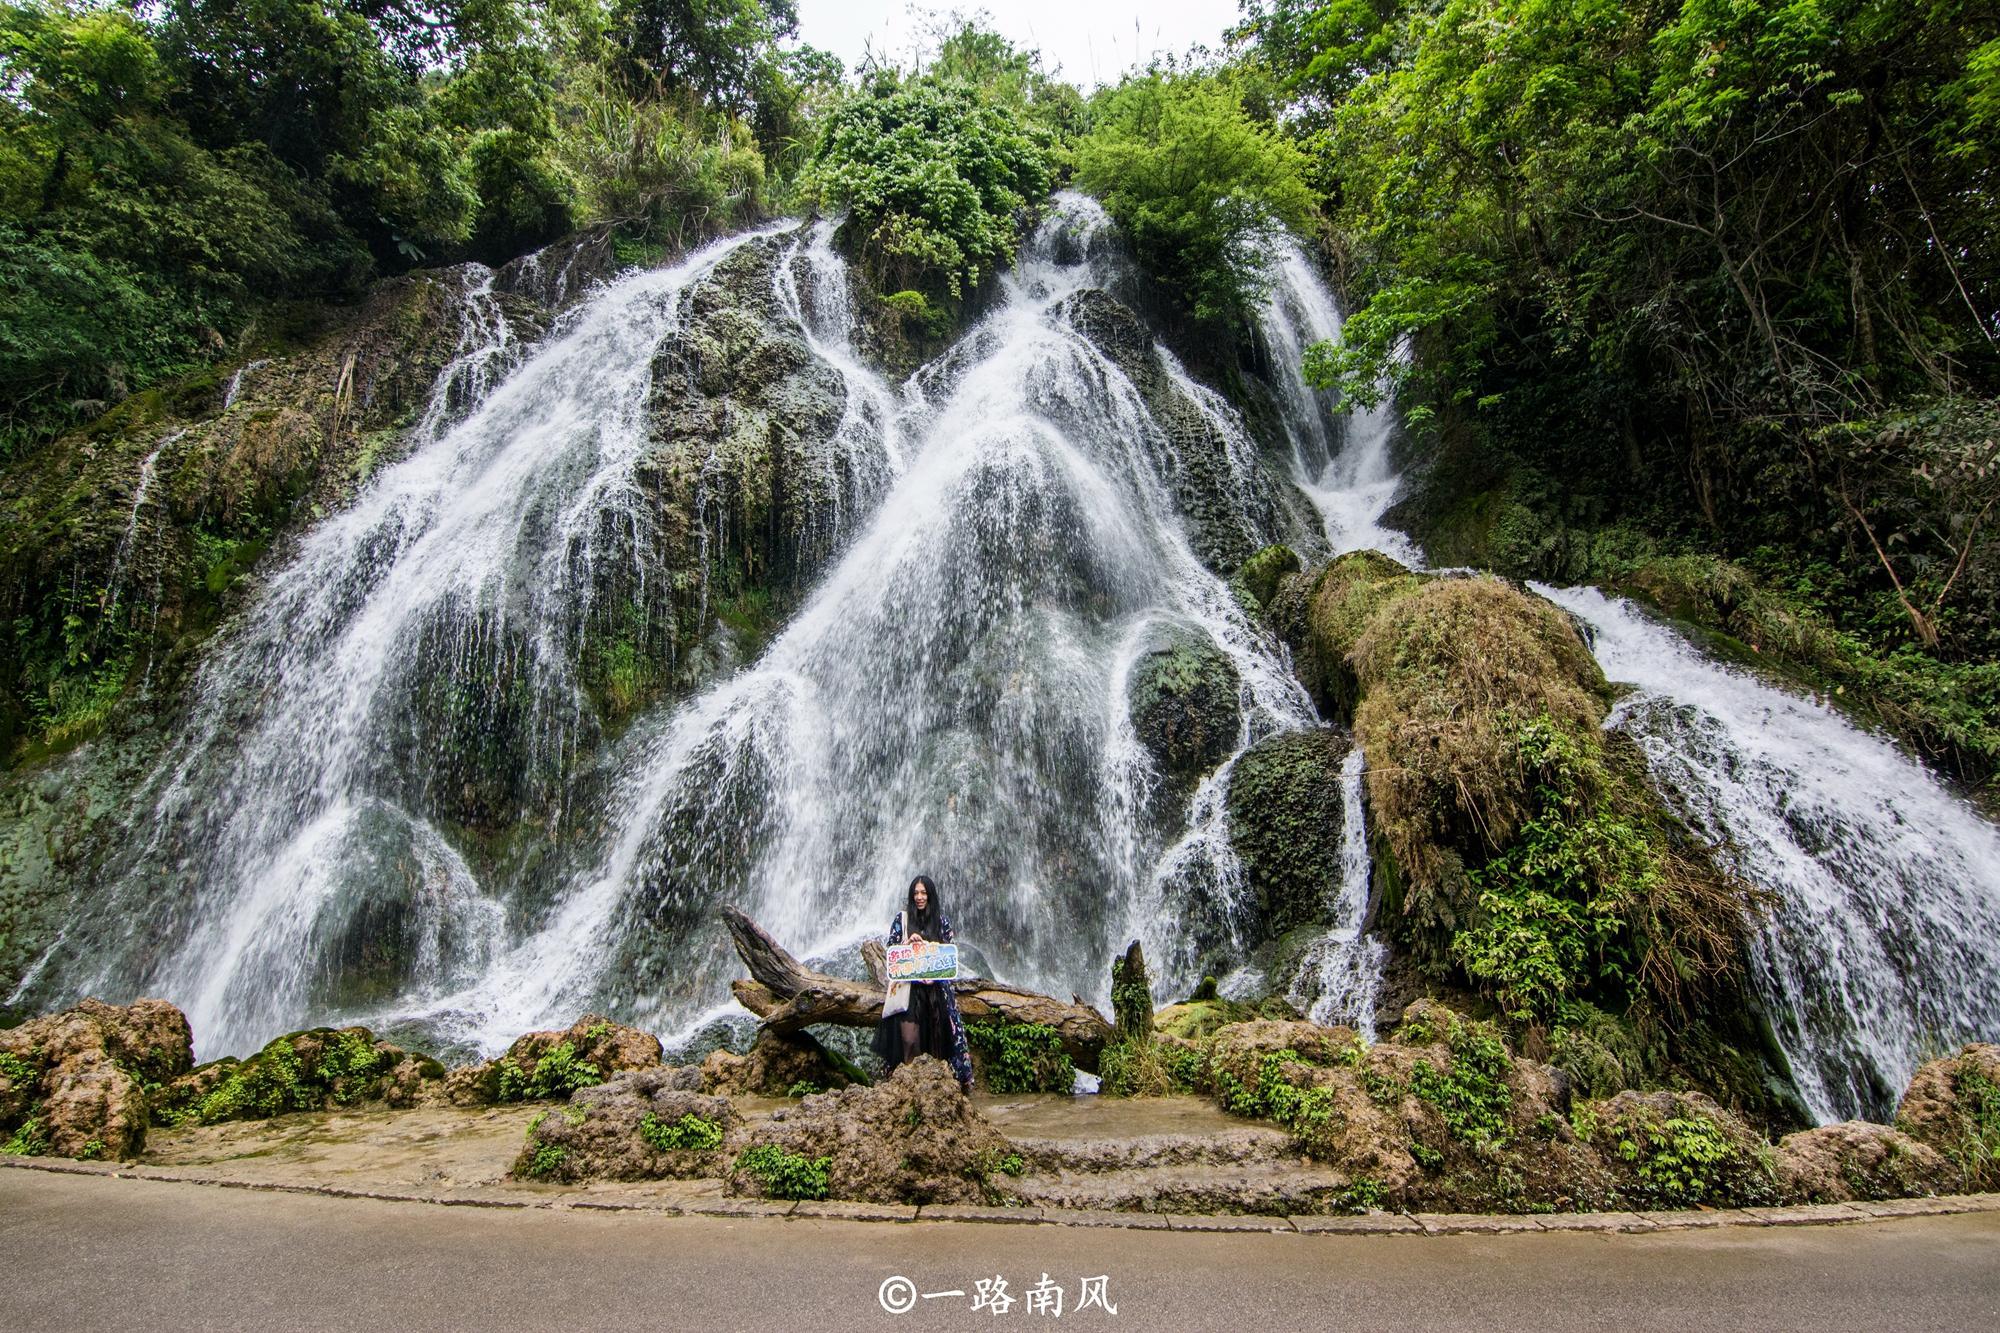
[{"left": 4, "top": 1167, "right": 1997, "bottom": 1332}]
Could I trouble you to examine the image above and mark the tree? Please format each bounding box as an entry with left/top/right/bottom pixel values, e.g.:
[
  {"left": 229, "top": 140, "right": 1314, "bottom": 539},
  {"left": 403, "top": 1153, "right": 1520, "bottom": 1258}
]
[{"left": 1074, "top": 71, "right": 1315, "bottom": 325}]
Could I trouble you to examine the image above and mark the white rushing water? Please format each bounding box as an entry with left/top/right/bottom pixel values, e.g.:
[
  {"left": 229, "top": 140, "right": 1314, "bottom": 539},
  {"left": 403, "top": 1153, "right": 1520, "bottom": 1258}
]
[
  {"left": 394, "top": 195, "right": 1321, "bottom": 1050},
  {"left": 32, "top": 197, "right": 1346, "bottom": 1057},
  {"left": 1257, "top": 237, "right": 1422, "bottom": 568},
  {"left": 1287, "top": 746, "right": 1386, "bottom": 1037},
  {"left": 1541, "top": 585, "right": 2000, "bottom": 1121},
  {"left": 87, "top": 228, "right": 803, "bottom": 1052}
]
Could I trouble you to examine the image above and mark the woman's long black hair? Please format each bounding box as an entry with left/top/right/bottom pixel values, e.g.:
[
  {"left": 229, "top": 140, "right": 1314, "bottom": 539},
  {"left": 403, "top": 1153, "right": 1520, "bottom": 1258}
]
[{"left": 903, "top": 875, "right": 943, "bottom": 938}]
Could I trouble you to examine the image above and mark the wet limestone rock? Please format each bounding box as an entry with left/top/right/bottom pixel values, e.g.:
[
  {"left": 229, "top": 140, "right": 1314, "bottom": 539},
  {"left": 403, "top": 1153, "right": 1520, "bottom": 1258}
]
[
  {"left": 510, "top": 1068, "right": 725, "bottom": 1184},
  {"left": 700, "top": 1028, "right": 859, "bottom": 1096},
  {"left": 1127, "top": 623, "right": 1241, "bottom": 794},
  {"left": 1224, "top": 729, "right": 1350, "bottom": 936},
  {"left": 0, "top": 997, "right": 193, "bottom": 1159},
  {"left": 1061, "top": 288, "right": 1279, "bottom": 573},
  {"left": 1774, "top": 1120, "right": 1955, "bottom": 1202},
  {"left": 1893, "top": 1042, "right": 2000, "bottom": 1190},
  {"left": 728, "top": 1058, "right": 1016, "bottom": 1205}
]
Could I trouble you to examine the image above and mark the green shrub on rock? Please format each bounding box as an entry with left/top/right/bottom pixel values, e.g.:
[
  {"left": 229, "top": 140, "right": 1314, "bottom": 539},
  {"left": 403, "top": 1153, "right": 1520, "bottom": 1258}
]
[
  {"left": 965, "top": 1021, "right": 1073, "bottom": 1094},
  {"left": 733, "top": 1144, "right": 832, "bottom": 1200}
]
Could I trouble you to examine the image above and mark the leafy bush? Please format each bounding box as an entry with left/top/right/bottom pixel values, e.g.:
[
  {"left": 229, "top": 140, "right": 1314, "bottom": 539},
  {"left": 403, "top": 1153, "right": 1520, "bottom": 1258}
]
[
  {"left": 964, "top": 1021, "right": 1074, "bottom": 1094},
  {"left": 496, "top": 1040, "right": 604, "bottom": 1103},
  {"left": 639, "top": 1111, "right": 724, "bottom": 1152},
  {"left": 806, "top": 76, "right": 1057, "bottom": 298},
  {"left": 734, "top": 1143, "right": 831, "bottom": 1200},
  {"left": 1075, "top": 70, "right": 1314, "bottom": 324},
  {"left": 1407, "top": 1021, "right": 1513, "bottom": 1149}
]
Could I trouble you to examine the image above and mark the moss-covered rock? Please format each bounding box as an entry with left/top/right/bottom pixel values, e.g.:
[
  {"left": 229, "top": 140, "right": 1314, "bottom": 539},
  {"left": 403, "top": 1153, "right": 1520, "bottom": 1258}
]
[
  {"left": 1583, "top": 1089, "right": 1780, "bottom": 1209},
  {"left": 151, "top": 1025, "right": 443, "bottom": 1127},
  {"left": 1224, "top": 729, "right": 1350, "bottom": 936},
  {"left": 700, "top": 1028, "right": 862, "bottom": 1097},
  {"left": 510, "top": 1068, "right": 725, "bottom": 1184},
  {"left": 1894, "top": 1043, "right": 2000, "bottom": 1191},
  {"left": 1229, "top": 543, "right": 1302, "bottom": 618},
  {"left": 0, "top": 997, "right": 193, "bottom": 1160},
  {"left": 447, "top": 1014, "right": 662, "bottom": 1106},
  {"left": 1127, "top": 623, "right": 1240, "bottom": 795},
  {"left": 1773, "top": 1121, "right": 1955, "bottom": 1203},
  {"left": 727, "top": 1058, "right": 1018, "bottom": 1206}
]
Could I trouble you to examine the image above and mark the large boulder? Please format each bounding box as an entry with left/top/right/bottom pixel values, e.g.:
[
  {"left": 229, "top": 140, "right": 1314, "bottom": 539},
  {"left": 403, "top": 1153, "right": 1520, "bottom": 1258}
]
[
  {"left": 1224, "top": 729, "right": 1350, "bottom": 936},
  {"left": 1894, "top": 1042, "right": 2000, "bottom": 1191},
  {"left": 510, "top": 1067, "right": 724, "bottom": 1184},
  {"left": 1774, "top": 1121, "right": 1956, "bottom": 1202},
  {"left": 728, "top": 1058, "right": 1017, "bottom": 1205},
  {"left": 1584, "top": 1089, "right": 1779, "bottom": 1209},
  {"left": 700, "top": 1028, "right": 859, "bottom": 1097},
  {"left": 0, "top": 997, "right": 193, "bottom": 1159},
  {"left": 1127, "top": 623, "right": 1241, "bottom": 796}
]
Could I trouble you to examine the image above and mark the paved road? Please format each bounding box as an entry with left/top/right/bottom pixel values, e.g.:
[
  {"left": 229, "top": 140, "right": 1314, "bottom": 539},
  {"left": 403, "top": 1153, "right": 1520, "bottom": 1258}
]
[{"left": 4, "top": 1170, "right": 1996, "bottom": 1332}]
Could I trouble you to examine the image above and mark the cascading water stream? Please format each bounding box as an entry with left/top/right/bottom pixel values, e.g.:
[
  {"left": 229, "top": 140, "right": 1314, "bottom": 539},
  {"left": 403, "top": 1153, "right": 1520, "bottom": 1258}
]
[
  {"left": 1286, "top": 747, "right": 1385, "bottom": 1037},
  {"left": 1257, "top": 235, "right": 2000, "bottom": 1120},
  {"left": 64, "top": 229, "right": 800, "bottom": 1053},
  {"left": 1540, "top": 585, "right": 2000, "bottom": 1122},
  {"left": 1257, "top": 237, "right": 1422, "bottom": 569},
  {"left": 392, "top": 195, "right": 1322, "bottom": 1051}
]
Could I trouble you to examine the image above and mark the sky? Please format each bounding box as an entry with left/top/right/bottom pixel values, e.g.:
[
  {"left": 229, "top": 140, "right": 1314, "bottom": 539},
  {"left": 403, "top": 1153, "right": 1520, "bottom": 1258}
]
[{"left": 794, "top": 0, "right": 1248, "bottom": 89}]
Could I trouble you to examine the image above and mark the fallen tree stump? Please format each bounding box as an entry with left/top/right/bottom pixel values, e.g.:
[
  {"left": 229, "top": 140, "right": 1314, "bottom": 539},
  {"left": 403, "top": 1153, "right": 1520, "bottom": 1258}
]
[{"left": 722, "top": 906, "right": 1116, "bottom": 1072}]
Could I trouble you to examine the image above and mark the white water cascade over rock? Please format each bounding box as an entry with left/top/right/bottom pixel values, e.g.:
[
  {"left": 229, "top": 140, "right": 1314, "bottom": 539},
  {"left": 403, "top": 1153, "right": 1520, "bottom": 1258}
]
[
  {"left": 403, "top": 195, "right": 1325, "bottom": 1050},
  {"left": 1542, "top": 585, "right": 2000, "bottom": 1123},
  {"left": 21, "top": 197, "right": 1356, "bottom": 1058}
]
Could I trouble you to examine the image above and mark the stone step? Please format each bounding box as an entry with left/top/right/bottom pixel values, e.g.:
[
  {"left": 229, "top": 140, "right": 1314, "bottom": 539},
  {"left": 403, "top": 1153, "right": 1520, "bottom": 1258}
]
[
  {"left": 1009, "top": 1126, "right": 1301, "bottom": 1175},
  {"left": 1013, "top": 1158, "right": 1358, "bottom": 1215}
]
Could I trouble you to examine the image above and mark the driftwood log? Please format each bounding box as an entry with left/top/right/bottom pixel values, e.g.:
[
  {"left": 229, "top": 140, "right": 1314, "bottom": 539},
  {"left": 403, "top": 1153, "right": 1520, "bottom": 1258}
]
[{"left": 722, "top": 906, "right": 1116, "bottom": 1072}]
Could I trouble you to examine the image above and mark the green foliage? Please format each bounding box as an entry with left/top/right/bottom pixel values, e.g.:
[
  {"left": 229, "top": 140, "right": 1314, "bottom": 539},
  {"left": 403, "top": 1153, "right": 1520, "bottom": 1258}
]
[
  {"left": 0, "top": 1050, "right": 43, "bottom": 1084},
  {"left": 1075, "top": 70, "right": 1315, "bottom": 324},
  {"left": 2, "top": 1113, "right": 48, "bottom": 1156},
  {"left": 1454, "top": 716, "right": 1647, "bottom": 1025},
  {"left": 1240, "top": 0, "right": 2000, "bottom": 776},
  {"left": 495, "top": 1040, "right": 604, "bottom": 1102},
  {"left": 1943, "top": 1058, "right": 2000, "bottom": 1187},
  {"left": 964, "top": 1021, "right": 1074, "bottom": 1094},
  {"left": 734, "top": 1143, "right": 830, "bottom": 1200},
  {"left": 783, "top": 1080, "right": 821, "bottom": 1099},
  {"left": 1407, "top": 1021, "right": 1513, "bottom": 1148},
  {"left": 0, "top": 0, "right": 831, "bottom": 458},
  {"left": 805, "top": 66, "right": 1058, "bottom": 298},
  {"left": 191, "top": 1029, "right": 392, "bottom": 1123},
  {"left": 639, "top": 1110, "right": 724, "bottom": 1151},
  {"left": 523, "top": 1141, "right": 568, "bottom": 1178},
  {"left": 1613, "top": 1113, "right": 1743, "bottom": 1208}
]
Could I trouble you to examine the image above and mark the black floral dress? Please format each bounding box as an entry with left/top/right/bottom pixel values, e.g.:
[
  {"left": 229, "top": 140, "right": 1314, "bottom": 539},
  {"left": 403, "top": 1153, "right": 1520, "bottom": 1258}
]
[{"left": 877, "top": 910, "right": 974, "bottom": 1091}]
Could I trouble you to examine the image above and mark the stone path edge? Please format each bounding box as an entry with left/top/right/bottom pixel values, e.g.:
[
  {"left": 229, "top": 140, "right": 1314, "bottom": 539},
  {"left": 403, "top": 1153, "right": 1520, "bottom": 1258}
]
[{"left": 5, "top": 1156, "right": 1996, "bottom": 1236}]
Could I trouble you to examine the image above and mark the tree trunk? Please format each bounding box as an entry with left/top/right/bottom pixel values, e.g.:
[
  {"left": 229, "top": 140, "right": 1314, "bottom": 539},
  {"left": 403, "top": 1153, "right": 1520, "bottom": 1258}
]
[{"left": 721, "top": 906, "right": 1116, "bottom": 1071}]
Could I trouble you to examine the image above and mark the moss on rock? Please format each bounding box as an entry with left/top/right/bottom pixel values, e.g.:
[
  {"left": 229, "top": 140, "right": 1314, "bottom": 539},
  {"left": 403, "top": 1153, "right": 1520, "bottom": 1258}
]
[
  {"left": 1224, "top": 729, "right": 1350, "bottom": 937},
  {"left": 1127, "top": 623, "right": 1240, "bottom": 794}
]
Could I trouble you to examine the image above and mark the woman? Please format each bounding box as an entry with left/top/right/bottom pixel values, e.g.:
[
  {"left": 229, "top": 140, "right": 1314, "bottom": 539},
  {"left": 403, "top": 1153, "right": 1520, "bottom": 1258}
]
[{"left": 871, "top": 875, "right": 974, "bottom": 1093}]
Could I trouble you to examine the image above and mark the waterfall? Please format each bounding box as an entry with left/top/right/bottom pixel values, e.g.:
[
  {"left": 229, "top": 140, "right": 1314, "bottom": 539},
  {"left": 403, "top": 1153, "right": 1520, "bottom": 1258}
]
[
  {"left": 1257, "top": 238, "right": 1422, "bottom": 569},
  {"left": 1541, "top": 585, "right": 2000, "bottom": 1122},
  {"left": 393, "top": 194, "right": 1322, "bottom": 1050},
  {"left": 100, "top": 430, "right": 182, "bottom": 621},
  {"left": 1287, "top": 747, "right": 1386, "bottom": 1037},
  {"left": 26, "top": 198, "right": 1347, "bottom": 1058},
  {"left": 65, "top": 228, "right": 801, "bottom": 1054}
]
